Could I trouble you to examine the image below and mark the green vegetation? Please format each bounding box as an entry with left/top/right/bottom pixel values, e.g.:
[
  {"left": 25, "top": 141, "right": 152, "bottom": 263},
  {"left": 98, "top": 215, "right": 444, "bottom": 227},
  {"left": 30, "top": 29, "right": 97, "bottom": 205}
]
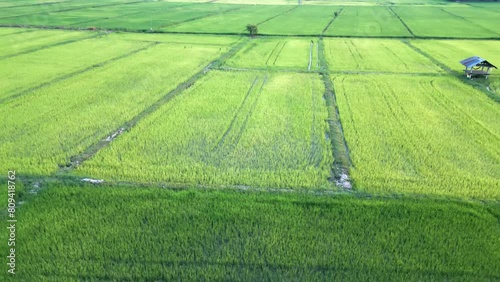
[
  {"left": 394, "top": 6, "right": 498, "bottom": 38},
  {"left": 335, "top": 75, "right": 500, "bottom": 199},
  {"left": 0, "top": 29, "right": 91, "bottom": 58},
  {"left": 0, "top": 0, "right": 499, "bottom": 279},
  {"left": 258, "top": 6, "right": 337, "bottom": 35},
  {"left": 324, "top": 38, "right": 442, "bottom": 73},
  {"left": 0, "top": 38, "right": 229, "bottom": 175},
  {"left": 1, "top": 184, "right": 499, "bottom": 281},
  {"left": 410, "top": 39, "right": 500, "bottom": 97},
  {"left": 76, "top": 71, "right": 333, "bottom": 188},
  {"left": 163, "top": 5, "right": 290, "bottom": 34},
  {"left": 325, "top": 6, "right": 411, "bottom": 37},
  {"left": 0, "top": 35, "right": 148, "bottom": 101},
  {"left": 226, "top": 38, "right": 318, "bottom": 70}
]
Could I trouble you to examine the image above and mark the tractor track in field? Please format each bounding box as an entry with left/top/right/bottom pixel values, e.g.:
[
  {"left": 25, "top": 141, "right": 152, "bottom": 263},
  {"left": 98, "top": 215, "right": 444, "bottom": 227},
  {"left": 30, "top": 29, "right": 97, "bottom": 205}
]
[
  {"left": 214, "top": 76, "right": 260, "bottom": 150},
  {"left": 0, "top": 42, "right": 157, "bottom": 105},
  {"left": 255, "top": 5, "right": 298, "bottom": 27},
  {"left": 230, "top": 76, "right": 267, "bottom": 152},
  {"left": 54, "top": 38, "right": 250, "bottom": 175},
  {"left": 388, "top": 6, "right": 415, "bottom": 37},
  {"left": 213, "top": 75, "right": 267, "bottom": 160},
  {"left": 265, "top": 41, "right": 282, "bottom": 66},
  {"left": 321, "top": 7, "right": 343, "bottom": 35},
  {"left": 0, "top": 32, "right": 100, "bottom": 61}
]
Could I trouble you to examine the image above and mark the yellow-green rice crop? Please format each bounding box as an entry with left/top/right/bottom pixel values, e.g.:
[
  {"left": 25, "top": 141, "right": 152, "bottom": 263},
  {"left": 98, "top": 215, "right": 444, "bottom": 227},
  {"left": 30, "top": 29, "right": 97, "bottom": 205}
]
[
  {"left": 226, "top": 38, "right": 318, "bottom": 70},
  {"left": 335, "top": 75, "right": 500, "bottom": 199},
  {"left": 324, "top": 38, "right": 442, "bottom": 73},
  {"left": 76, "top": 71, "right": 333, "bottom": 189},
  {"left": 0, "top": 34, "right": 149, "bottom": 101},
  {"left": 0, "top": 28, "right": 91, "bottom": 58},
  {"left": 3, "top": 184, "right": 499, "bottom": 281},
  {"left": 410, "top": 39, "right": 500, "bottom": 97},
  {"left": 0, "top": 43, "right": 226, "bottom": 175}
]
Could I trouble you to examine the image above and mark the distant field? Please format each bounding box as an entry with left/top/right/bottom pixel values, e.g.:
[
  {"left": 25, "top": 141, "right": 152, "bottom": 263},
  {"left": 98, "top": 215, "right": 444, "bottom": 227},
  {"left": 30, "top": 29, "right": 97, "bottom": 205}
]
[
  {"left": 325, "top": 6, "right": 411, "bottom": 37},
  {"left": 76, "top": 71, "right": 333, "bottom": 189},
  {"left": 162, "top": 5, "right": 291, "bottom": 34},
  {"left": 393, "top": 6, "right": 498, "bottom": 38},
  {"left": 0, "top": 29, "right": 90, "bottom": 58},
  {"left": 410, "top": 39, "right": 500, "bottom": 97},
  {"left": 226, "top": 38, "right": 318, "bottom": 70},
  {"left": 2, "top": 185, "right": 499, "bottom": 281},
  {"left": 258, "top": 5, "right": 339, "bottom": 35},
  {"left": 324, "top": 38, "right": 442, "bottom": 73},
  {"left": 0, "top": 33, "right": 230, "bottom": 175},
  {"left": 335, "top": 75, "right": 500, "bottom": 199}
]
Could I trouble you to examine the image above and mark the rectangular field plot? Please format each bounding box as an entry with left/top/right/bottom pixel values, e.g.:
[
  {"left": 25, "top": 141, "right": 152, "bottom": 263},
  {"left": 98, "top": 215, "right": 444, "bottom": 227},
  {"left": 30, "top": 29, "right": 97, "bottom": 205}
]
[
  {"left": 162, "top": 5, "right": 291, "bottom": 34},
  {"left": 6, "top": 185, "right": 500, "bottom": 281},
  {"left": 258, "top": 6, "right": 339, "bottom": 35},
  {"left": 441, "top": 7, "right": 500, "bottom": 37},
  {"left": 225, "top": 38, "right": 318, "bottom": 70},
  {"left": 76, "top": 71, "right": 334, "bottom": 189},
  {"left": 324, "top": 38, "right": 442, "bottom": 73},
  {"left": 78, "top": 3, "right": 239, "bottom": 31},
  {"left": 393, "top": 6, "right": 498, "bottom": 38},
  {"left": 0, "top": 43, "right": 226, "bottom": 175},
  {"left": 0, "top": 28, "right": 91, "bottom": 58},
  {"left": 410, "top": 39, "right": 500, "bottom": 96},
  {"left": 334, "top": 75, "right": 500, "bottom": 199},
  {"left": 325, "top": 6, "right": 411, "bottom": 37},
  {"left": 0, "top": 34, "right": 150, "bottom": 102}
]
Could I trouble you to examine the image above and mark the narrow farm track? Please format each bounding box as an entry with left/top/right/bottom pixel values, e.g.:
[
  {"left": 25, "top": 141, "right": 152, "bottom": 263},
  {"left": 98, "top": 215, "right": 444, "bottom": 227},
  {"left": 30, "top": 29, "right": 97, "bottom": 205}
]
[
  {"left": 321, "top": 7, "right": 343, "bottom": 35},
  {"left": 255, "top": 5, "right": 298, "bottom": 27},
  {"left": 318, "top": 38, "right": 352, "bottom": 188},
  {"left": 0, "top": 42, "right": 156, "bottom": 104},
  {"left": 388, "top": 6, "right": 415, "bottom": 37},
  {"left": 54, "top": 38, "right": 250, "bottom": 176}
]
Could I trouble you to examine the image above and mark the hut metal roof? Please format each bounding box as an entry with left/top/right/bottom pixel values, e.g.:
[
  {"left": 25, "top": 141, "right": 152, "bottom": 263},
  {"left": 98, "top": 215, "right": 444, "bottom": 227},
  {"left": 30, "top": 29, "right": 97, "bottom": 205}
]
[{"left": 460, "top": 56, "right": 497, "bottom": 69}]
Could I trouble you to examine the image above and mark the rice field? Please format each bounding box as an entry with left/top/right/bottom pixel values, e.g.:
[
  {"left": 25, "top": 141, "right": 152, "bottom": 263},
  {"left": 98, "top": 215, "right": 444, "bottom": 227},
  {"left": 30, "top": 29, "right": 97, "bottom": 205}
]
[
  {"left": 0, "top": 0, "right": 499, "bottom": 279},
  {"left": 334, "top": 75, "right": 500, "bottom": 199},
  {"left": 325, "top": 6, "right": 411, "bottom": 37},
  {"left": 75, "top": 71, "right": 333, "bottom": 188},
  {"left": 225, "top": 38, "right": 319, "bottom": 70},
  {"left": 0, "top": 34, "right": 229, "bottom": 175},
  {"left": 324, "top": 38, "right": 442, "bottom": 73}
]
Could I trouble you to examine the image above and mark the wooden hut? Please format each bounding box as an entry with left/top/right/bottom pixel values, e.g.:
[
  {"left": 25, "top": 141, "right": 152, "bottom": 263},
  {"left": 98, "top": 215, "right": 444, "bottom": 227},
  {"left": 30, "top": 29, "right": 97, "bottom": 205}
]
[{"left": 459, "top": 56, "right": 497, "bottom": 79}]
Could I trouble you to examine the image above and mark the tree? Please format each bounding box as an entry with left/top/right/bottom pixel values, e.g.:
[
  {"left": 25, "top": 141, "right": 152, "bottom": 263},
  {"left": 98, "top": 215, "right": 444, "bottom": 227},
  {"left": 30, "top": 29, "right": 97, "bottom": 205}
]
[{"left": 246, "top": 24, "right": 258, "bottom": 37}]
